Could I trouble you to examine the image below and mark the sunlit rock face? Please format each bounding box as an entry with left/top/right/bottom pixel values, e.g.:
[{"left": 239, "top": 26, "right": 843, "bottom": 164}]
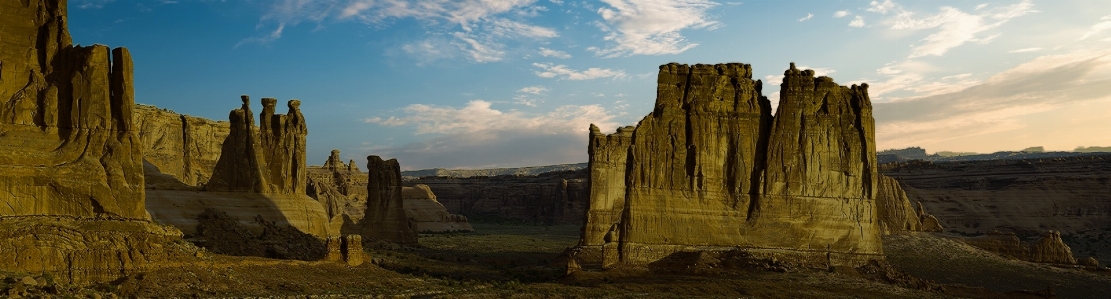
[
  {"left": 205, "top": 96, "right": 308, "bottom": 194},
  {"left": 0, "top": 0, "right": 199, "bottom": 284},
  {"left": 578, "top": 63, "right": 883, "bottom": 269},
  {"left": 0, "top": 0, "right": 146, "bottom": 219},
  {"left": 133, "top": 104, "right": 231, "bottom": 187}
]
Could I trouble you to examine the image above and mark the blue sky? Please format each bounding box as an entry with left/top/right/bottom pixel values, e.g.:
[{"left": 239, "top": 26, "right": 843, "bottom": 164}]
[{"left": 69, "top": 0, "right": 1111, "bottom": 169}]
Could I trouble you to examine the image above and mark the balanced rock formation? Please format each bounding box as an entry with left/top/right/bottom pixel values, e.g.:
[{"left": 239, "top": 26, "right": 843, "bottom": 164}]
[
  {"left": 875, "top": 175, "right": 943, "bottom": 234},
  {"left": 402, "top": 184, "right": 474, "bottom": 232},
  {"left": 205, "top": 96, "right": 307, "bottom": 194},
  {"left": 0, "top": 0, "right": 196, "bottom": 283},
  {"left": 133, "top": 104, "right": 230, "bottom": 187},
  {"left": 576, "top": 63, "right": 882, "bottom": 269},
  {"left": 362, "top": 156, "right": 418, "bottom": 244}
]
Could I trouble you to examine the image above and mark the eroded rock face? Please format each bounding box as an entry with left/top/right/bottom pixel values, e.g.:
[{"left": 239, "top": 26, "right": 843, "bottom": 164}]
[
  {"left": 403, "top": 184, "right": 473, "bottom": 232},
  {"left": 363, "top": 156, "right": 418, "bottom": 244},
  {"left": 577, "top": 63, "right": 882, "bottom": 269},
  {"left": 875, "top": 175, "right": 943, "bottom": 234},
  {"left": 0, "top": 0, "right": 145, "bottom": 219},
  {"left": 133, "top": 104, "right": 230, "bottom": 187},
  {"left": 206, "top": 96, "right": 307, "bottom": 194},
  {"left": 406, "top": 170, "right": 589, "bottom": 225},
  {"left": 307, "top": 150, "right": 369, "bottom": 234}
]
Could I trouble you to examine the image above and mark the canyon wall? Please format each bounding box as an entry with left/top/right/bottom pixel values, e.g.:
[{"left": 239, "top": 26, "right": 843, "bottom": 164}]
[
  {"left": 133, "top": 104, "right": 230, "bottom": 187},
  {"left": 0, "top": 0, "right": 197, "bottom": 283},
  {"left": 576, "top": 63, "right": 883, "bottom": 269},
  {"left": 407, "top": 170, "right": 589, "bottom": 225}
]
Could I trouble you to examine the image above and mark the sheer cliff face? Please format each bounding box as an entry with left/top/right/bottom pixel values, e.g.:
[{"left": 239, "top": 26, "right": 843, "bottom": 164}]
[
  {"left": 0, "top": 0, "right": 145, "bottom": 219},
  {"left": 206, "top": 96, "right": 307, "bottom": 194},
  {"left": 133, "top": 105, "right": 230, "bottom": 186},
  {"left": 582, "top": 63, "right": 882, "bottom": 267}
]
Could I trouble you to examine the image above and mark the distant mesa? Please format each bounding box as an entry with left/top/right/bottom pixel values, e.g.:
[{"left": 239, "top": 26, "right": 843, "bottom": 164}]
[{"left": 572, "top": 62, "right": 883, "bottom": 270}]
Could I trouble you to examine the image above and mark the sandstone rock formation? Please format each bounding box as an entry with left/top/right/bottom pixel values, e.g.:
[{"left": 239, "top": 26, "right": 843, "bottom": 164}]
[
  {"left": 575, "top": 63, "right": 882, "bottom": 269},
  {"left": 403, "top": 184, "right": 474, "bottom": 232},
  {"left": 961, "top": 230, "right": 1077, "bottom": 264},
  {"left": 363, "top": 156, "right": 418, "bottom": 244},
  {"left": 206, "top": 96, "right": 307, "bottom": 194},
  {"left": 406, "top": 170, "right": 589, "bottom": 224},
  {"left": 133, "top": 104, "right": 230, "bottom": 187},
  {"left": 1, "top": 0, "right": 197, "bottom": 283},
  {"left": 876, "top": 175, "right": 943, "bottom": 234},
  {"left": 307, "top": 150, "right": 370, "bottom": 234}
]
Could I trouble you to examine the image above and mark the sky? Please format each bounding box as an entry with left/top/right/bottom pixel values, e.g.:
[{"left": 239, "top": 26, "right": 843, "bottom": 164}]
[{"left": 68, "top": 0, "right": 1111, "bottom": 170}]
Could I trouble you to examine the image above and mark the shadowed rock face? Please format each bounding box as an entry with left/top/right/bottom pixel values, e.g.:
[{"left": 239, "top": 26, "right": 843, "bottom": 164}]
[
  {"left": 0, "top": 0, "right": 145, "bottom": 219},
  {"left": 363, "top": 155, "right": 418, "bottom": 244},
  {"left": 406, "top": 170, "right": 589, "bottom": 225},
  {"left": 206, "top": 96, "right": 307, "bottom": 194},
  {"left": 402, "top": 184, "right": 473, "bottom": 233},
  {"left": 578, "top": 63, "right": 882, "bottom": 269},
  {"left": 876, "top": 175, "right": 943, "bottom": 234}
]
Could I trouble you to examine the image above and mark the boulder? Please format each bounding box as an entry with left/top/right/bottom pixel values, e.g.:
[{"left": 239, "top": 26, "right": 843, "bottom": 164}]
[{"left": 575, "top": 63, "right": 883, "bottom": 269}]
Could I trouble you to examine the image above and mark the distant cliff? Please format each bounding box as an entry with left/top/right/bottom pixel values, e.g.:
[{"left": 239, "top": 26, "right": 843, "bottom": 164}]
[{"left": 402, "top": 163, "right": 587, "bottom": 178}]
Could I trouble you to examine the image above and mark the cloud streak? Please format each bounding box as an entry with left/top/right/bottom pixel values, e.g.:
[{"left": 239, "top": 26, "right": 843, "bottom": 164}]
[
  {"left": 878, "top": 0, "right": 1037, "bottom": 58},
  {"left": 533, "top": 63, "right": 627, "bottom": 80}
]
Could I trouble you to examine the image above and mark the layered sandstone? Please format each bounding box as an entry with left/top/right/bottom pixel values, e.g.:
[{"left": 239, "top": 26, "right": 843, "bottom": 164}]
[
  {"left": 205, "top": 96, "right": 307, "bottom": 194},
  {"left": 402, "top": 185, "right": 473, "bottom": 232},
  {"left": 307, "top": 150, "right": 369, "bottom": 234},
  {"left": 0, "top": 0, "right": 198, "bottom": 283},
  {"left": 133, "top": 104, "right": 230, "bottom": 187},
  {"left": 576, "top": 63, "right": 882, "bottom": 269}
]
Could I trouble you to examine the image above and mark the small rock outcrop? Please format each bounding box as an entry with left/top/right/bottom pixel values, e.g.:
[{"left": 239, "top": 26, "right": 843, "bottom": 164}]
[
  {"left": 875, "top": 175, "right": 943, "bottom": 234},
  {"left": 962, "top": 230, "right": 1078, "bottom": 264},
  {"left": 402, "top": 184, "right": 474, "bottom": 232},
  {"left": 206, "top": 96, "right": 308, "bottom": 194},
  {"left": 363, "top": 155, "right": 418, "bottom": 244},
  {"left": 575, "top": 63, "right": 882, "bottom": 269},
  {"left": 1, "top": 0, "right": 197, "bottom": 284},
  {"left": 133, "top": 104, "right": 231, "bottom": 187}
]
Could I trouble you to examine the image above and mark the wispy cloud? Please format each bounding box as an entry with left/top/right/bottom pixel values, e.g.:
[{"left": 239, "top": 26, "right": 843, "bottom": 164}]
[
  {"left": 235, "top": 23, "right": 286, "bottom": 49},
  {"left": 834, "top": 11, "right": 850, "bottom": 18},
  {"left": 363, "top": 100, "right": 618, "bottom": 169},
  {"left": 248, "top": 0, "right": 556, "bottom": 63},
  {"left": 1008, "top": 47, "right": 1042, "bottom": 53},
  {"left": 877, "top": 0, "right": 1037, "bottom": 58},
  {"left": 1077, "top": 15, "right": 1111, "bottom": 41},
  {"left": 538, "top": 47, "right": 572, "bottom": 59},
  {"left": 517, "top": 85, "right": 549, "bottom": 94},
  {"left": 874, "top": 50, "right": 1111, "bottom": 151},
  {"left": 76, "top": 0, "right": 115, "bottom": 9},
  {"left": 533, "top": 63, "right": 627, "bottom": 80},
  {"left": 588, "top": 0, "right": 720, "bottom": 57},
  {"left": 798, "top": 13, "right": 813, "bottom": 22}
]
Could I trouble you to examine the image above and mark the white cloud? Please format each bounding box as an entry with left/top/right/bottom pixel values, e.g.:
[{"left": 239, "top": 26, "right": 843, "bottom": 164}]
[
  {"left": 533, "top": 63, "right": 627, "bottom": 80},
  {"left": 881, "top": 0, "right": 1037, "bottom": 58},
  {"left": 451, "top": 32, "right": 506, "bottom": 62},
  {"left": 873, "top": 50, "right": 1111, "bottom": 152},
  {"left": 974, "top": 3, "right": 989, "bottom": 10},
  {"left": 363, "top": 100, "right": 619, "bottom": 169},
  {"left": 1077, "top": 15, "right": 1111, "bottom": 41},
  {"left": 834, "top": 11, "right": 850, "bottom": 18},
  {"left": 235, "top": 23, "right": 286, "bottom": 49},
  {"left": 799, "top": 13, "right": 813, "bottom": 22},
  {"left": 538, "top": 47, "right": 572, "bottom": 59},
  {"left": 849, "top": 16, "right": 865, "bottom": 27},
  {"left": 589, "top": 0, "right": 720, "bottom": 57},
  {"left": 1008, "top": 47, "right": 1042, "bottom": 53},
  {"left": 866, "top": 0, "right": 895, "bottom": 14},
  {"left": 517, "top": 86, "right": 549, "bottom": 94}
]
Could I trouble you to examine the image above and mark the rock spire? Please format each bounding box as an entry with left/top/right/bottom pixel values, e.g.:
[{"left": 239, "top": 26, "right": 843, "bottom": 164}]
[{"left": 206, "top": 95, "right": 308, "bottom": 194}]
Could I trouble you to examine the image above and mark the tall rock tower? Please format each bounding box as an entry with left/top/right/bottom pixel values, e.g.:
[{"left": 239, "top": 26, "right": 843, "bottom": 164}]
[{"left": 576, "top": 63, "right": 882, "bottom": 269}]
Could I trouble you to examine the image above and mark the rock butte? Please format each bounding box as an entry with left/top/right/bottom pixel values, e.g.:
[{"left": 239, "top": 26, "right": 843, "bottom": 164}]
[
  {"left": 364, "top": 156, "right": 419, "bottom": 244},
  {"left": 574, "top": 62, "right": 882, "bottom": 269},
  {"left": 0, "top": 0, "right": 196, "bottom": 283}
]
